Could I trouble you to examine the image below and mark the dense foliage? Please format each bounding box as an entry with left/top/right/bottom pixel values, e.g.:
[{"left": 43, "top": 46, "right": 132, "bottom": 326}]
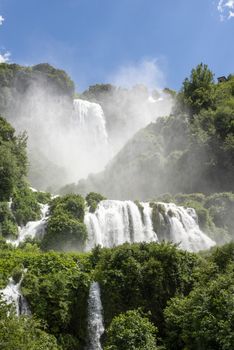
[
  {"left": 0, "top": 241, "right": 233, "bottom": 349},
  {"left": 155, "top": 192, "right": 234, "bottom": 242},
  {"left": 0, "top": 245, "right": 91, "bottom": 349},
  {"left": 164, "top": 243, "right": 234, "bottom": 350},
  {"left": 104, "top": 309, "right": 158, "bottom": 350},
  {"left": 0, "top": 116, "right": 27, "bottom": 201},
  {"left": 0, "top": 302, "right": 60, "bottom": 350},
  {"left": 95, "top": 242, "right": 199, "bottom": 336},
  {"left": 0, "top": 117, "right": 42, "bottom": 238},
  {"left": 0, "top": 62, "right": 74, "bottom": 115},
  {"left": 86, "top": 192, "right": 106, "bottom": 213},
  {"left": 41, "top": 194, "right": 87, "bottom": 251}
]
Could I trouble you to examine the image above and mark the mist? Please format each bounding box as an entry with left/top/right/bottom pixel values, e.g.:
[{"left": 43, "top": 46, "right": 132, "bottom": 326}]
[{"left": 6, "top": 60, "right": 174, "bottom": 191}]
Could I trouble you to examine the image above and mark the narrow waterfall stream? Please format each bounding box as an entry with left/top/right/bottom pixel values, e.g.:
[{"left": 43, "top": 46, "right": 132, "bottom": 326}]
[
  {"left": 0, "top": 275, "right": 31, "bottom": 316},
  {"left": 87, "top": 282, "right": 105, "bottom": 350},
  {"left": 6, "top": 203, "right": 49, "bottom": 247}
]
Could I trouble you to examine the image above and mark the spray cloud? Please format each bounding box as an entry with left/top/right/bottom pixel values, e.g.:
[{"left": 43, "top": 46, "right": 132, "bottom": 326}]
[{"left": 7, "top": 59, "right": 173, "bottom": 191}]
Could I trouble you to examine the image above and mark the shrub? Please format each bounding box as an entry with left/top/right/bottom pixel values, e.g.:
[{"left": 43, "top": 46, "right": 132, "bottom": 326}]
[
  {"left": 50, "top": 194, "right": 85, "bottom": 222},
  {"left": 11, "top": 184, "right": 41, "bottom": 226},
  {"left": 41, "top": 212, "right": 87, "bottom": 251},
  {"left": 164, "top": 266, "right": 234, "bottom": 350},
  {"left": 0, "top": 301, "right": 60, "bottom": 350},
  {"left": 0, "top": 202, "right": 18, "bottom": 238},
  {"left": 104, "top": 309, "right": 158, "bottom": 350},
  {"left": 86, "top": 192, "right": 106, "bottom": 213}
]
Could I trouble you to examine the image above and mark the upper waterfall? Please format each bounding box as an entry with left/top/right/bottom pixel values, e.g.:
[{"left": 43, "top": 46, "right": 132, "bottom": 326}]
[
  {"left": 69, "top": 99, "right": 110, "bottom": 178},
  {"left": 73, "top": 99, "right": 108, "bottom": 147}
]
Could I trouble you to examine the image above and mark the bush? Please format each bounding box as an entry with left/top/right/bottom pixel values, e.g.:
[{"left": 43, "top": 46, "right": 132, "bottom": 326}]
[
  {"left": 50, "top": 194, "right": 85, "bottom": 222},
  {"left": 21, "top": 252, "right": 90, "bottom": 346},
  {"left": 0, "top": 302, "right": 60, "bottom": 350},
  {"left": 86, "top": 192, "right": 106, "bottom": 213},
  {"left": 35, "top": 191, "right": 51, "bottom": 204},
  {"left": 12, "top": 184, "right": 41, "bottom": 226},
  {"left": 1, "top": 219, "right": 18, "bottom": 238},
  {"left": 0, "top": 117, "right": 27, "bottom": 201},
  {"left": 0, "top": 202, "right": 18, "bottom": 238},
  {"left": 104, "top": 309, "right": 158, "bottom": 350},
  {"left": 41, "top": 212, "right": 87, "bottom": 251},
  {"left": 95, "top": 242, "right": 199, "bottom": 336},
  {"left": 164, "top": 266, "right": 234, "bottom": 350},
  {"left": 41, "top": 194, "right": 87, "bottom": 251}
]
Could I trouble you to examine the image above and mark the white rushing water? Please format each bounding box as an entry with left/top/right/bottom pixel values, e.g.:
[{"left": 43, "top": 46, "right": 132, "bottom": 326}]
[
  {"left": 7, "top": 204, "right": 49, "bottom": 247},
  {"left": 0, "top": 275, "right": 31, "bottom": 316},
  {"left": 87, "top": 282, "right": 104, "bottom": 350},
  {"left": 6, "top": 199, "right": 215, "bottom": 253},
  {"left": 159, "top": 203, "right": 216, "bottom": 252},
  {"left": 85, "top": 200, "right": 215, "bottom": 252},
  {"left": 69, "top": 99, "right": 110, "bottom": 179},
  {"left": 73, "top": 99, "right": 108, "bottom": 147},
  {"left": 84, "top": 200, "right": 158, "bottom": 251}
]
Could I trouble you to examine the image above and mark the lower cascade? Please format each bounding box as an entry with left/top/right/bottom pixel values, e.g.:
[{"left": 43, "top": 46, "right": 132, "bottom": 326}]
[
  {"left": 9, "top": 199, "right": 216, "bottom": 253},
  {"left": 0, "top": 275, "right": 31, "bottom": 316},
  {"left": 85, "top": 201, "right": 157, "bottom": 250},
  {"left": 7, "top": 203, "right": 49, "bottom": 246},
  {"left": 161, "top": 203, "right": 215, "bottom": 252},
  {"left": 85, "top": 200, "right": 215, "bottom": 252},
  {"left": 87, "top": 282, "right": 105, "bottom": 350}
]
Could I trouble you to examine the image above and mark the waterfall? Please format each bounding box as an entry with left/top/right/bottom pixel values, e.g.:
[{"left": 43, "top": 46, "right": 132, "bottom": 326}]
[
  {"left": 6, "top": 198, "right": 216, "bottom": 253},
  {"left": 7, "top": 203, "right": 49, "bottom": 247},
  {"left": 0, "top": 275, "right": 31, "bottom": 316},
  {"left": 84, "top": 200, "right": 158, "bottom": 251},
  {"left": 160, "top": 203, "right": 216, "bottom": 252},
  {"left": 70, "top": 99, "right": 110, "bottom": 178},
  {"left": 73, "top": 99, "right": 108, "bottom": 147},
  {"left": 84, "top": 200, "right": 215, "bottom": 252},
  {"left": 87, "top": 282, "right": 104, "bottom": 350}
]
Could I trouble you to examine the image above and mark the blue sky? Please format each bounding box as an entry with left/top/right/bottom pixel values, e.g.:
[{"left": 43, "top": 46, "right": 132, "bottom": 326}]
[{"left": 0, "top": 0, "right": 234, "bottom": 92}]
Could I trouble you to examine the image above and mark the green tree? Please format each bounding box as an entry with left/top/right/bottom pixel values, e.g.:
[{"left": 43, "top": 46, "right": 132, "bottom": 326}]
[
  {"left": 179, "top": 63, "right": 215, "bottom": 115},
  {"left": 86, "top": 192, "right": 106, "bottom": 213},
  {"left": 104, "top": 309, "right": 158, "bottom": 350},
  {"left": 41, "top": 194, "right": 87, "bottom": 251},
  {"left": 42, "top": 212, "right": 87, "bottom": 251},
  {"left": 95, "top": 243, "right": 199, "bottom": 335},
  {"left": 50, "top": 194, "right": 85, "bottom": 222},
  {"left": 164, "top": 266, "right": 234, "bottom": 350},
  {"left": 0, "top": 302, "right": 60, "bottom": 350},
  {"left": 0, "top": 117, "right": 27, "bottom": 201}
]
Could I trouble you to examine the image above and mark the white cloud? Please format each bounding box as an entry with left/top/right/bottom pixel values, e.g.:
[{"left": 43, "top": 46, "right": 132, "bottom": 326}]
[
  {"left": 0, "top": 15, "right": 4, "bottom": 25},
  {"left": 108, "top": 59, "right": 165, "bottom": 90},
  {"left": 217, "top": 0, "right": 234, "bottom": 20},
  {"left": 0, "top": 15, "right": 10, "bottom": 63},
  {"left": 0, "top": 52, "right": 10, "bottom": 63}
]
